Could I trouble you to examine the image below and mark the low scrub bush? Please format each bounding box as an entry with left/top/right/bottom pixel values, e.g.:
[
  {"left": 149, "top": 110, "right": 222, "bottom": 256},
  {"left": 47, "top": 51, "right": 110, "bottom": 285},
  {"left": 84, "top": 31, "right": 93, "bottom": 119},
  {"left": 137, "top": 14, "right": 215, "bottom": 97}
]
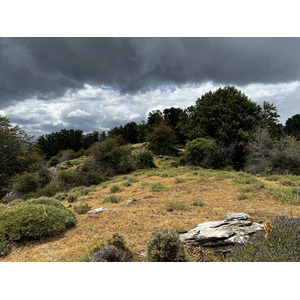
[
  {"left": 231, "top": 217, "right": 300, "bottom": 261},
  {"left": 22, "top": 183, "right": 63, "bottom": 200},
  {"left": 102, "top": 195, "right": 122, "bottom": 204},
  {"left": 136, "top": 150, "right": 156, "bottom": 169},
  {"left": 146, "top": 230, "right": 187, "bottom": 262},
  {"left": 185, "top": 138, "right": 223, "bottom": 169},
  {"left": 75, "top": 233, "right": 132, "bottom": 262},
  {"left": 149, "top": 183, "right": 170, "bottom": 192},
  {"left": 58, "top": 170, "right": 104, "bottom": 188},
  {"left": 267, "top": 187, "right": 300, "bottom": 205},
  {"left": 88, "top": 138, "right": 137, "bottom": 176},
  {"left": 13, "top": 172, "right": 40, "bottom": 195},
  {"left": 165, "top": 201, "right": 189, "bottom": 211},
  {"left": 110, "top": 184, "right": 123, "bottom": 193},
  {"left": 73, "top": 202, "right": 92, "bottom": 214},
  {"left": 0, "top": 198, "right": 76, "bottom": 256}
]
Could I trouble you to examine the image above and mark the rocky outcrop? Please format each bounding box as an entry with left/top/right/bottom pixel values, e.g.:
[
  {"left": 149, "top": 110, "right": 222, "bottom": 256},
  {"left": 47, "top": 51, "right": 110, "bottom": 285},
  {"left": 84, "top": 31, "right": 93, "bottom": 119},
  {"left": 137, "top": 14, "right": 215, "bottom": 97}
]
[{"left": 179, "top": 213, "right": 264, "bottom": 252}]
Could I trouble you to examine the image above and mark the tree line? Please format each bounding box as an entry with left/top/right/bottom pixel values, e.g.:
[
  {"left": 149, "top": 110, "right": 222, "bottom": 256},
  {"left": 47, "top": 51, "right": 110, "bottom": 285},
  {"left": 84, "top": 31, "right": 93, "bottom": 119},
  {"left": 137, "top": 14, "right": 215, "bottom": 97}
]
[{"left": 1, "top": 85, "right": 300, "bottom": 198}]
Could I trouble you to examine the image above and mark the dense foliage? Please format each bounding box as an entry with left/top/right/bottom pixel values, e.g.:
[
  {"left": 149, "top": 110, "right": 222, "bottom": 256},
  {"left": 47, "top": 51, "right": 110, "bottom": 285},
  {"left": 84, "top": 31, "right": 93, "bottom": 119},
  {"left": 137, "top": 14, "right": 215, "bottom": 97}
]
[
  {"left": 0, "top": 116, "right": 42, "bottom": 198},
  {"left": 147, "top": 123, "right": 177, "bottom": 155},
  {"left": 285, "top": 113, "right": 300, "bottom": 140},
  {"left": 37, "top": 129, "right": 106, "bottom": 159}
]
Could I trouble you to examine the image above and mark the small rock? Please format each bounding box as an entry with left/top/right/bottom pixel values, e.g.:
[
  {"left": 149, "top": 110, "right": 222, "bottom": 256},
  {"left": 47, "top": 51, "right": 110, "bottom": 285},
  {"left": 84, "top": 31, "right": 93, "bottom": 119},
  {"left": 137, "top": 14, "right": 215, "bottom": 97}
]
[
  {"left": 87, "top": 207, "right": 107, "bottom": 214},
  {"left": 166, "top": 207, "right": 173, "bottom": 212},
  {"left": 126, "top": 197, "right": 137, "bottom": 206},
  {"left": 225, "top": 212, "right": 250, "bottom": 221}
]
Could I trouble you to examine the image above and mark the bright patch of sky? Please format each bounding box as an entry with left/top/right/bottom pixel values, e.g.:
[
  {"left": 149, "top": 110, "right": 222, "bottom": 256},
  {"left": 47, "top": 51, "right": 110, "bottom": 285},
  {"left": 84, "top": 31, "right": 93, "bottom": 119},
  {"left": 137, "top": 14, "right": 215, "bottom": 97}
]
[{"left": 1, "top": 81, "right": 300, "bottom": 138}]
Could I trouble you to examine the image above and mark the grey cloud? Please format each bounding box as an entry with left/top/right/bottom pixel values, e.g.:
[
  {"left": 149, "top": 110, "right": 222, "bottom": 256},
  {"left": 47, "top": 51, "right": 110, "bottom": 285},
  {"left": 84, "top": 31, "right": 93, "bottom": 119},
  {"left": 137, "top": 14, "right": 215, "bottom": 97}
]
[{"left": 1, "top": 37, "right": 300, "bottom": 108}]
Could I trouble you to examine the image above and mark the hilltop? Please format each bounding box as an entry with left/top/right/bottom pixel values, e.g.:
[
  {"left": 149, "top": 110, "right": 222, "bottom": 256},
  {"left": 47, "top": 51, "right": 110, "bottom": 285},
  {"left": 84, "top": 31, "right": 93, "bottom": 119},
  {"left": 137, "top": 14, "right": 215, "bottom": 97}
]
[{"left": 2, "top": 149, "right": 300, "bottom": 262}]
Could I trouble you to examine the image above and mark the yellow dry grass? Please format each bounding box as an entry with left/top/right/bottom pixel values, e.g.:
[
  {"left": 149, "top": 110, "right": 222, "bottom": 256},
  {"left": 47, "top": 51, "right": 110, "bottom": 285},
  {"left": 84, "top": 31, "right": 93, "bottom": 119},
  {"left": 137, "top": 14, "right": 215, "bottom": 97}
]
[{"left": 2, "top": 169, "right": 300, "bottom": 262}]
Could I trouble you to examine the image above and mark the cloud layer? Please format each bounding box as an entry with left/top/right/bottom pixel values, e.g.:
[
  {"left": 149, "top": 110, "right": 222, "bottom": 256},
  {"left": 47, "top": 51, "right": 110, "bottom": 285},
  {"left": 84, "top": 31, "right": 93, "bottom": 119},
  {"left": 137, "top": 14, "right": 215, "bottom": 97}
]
[
  {"left": 2, "top": 38, "right": 300, "bottom": 108},
  {"left": 1, "top": 81, "right": 300, "bottom": 138}
]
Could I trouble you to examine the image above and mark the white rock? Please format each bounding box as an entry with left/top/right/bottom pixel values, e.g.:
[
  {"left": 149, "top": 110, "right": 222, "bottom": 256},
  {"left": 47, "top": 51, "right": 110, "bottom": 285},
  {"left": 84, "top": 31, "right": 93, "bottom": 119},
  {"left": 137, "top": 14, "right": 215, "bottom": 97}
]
[
  {"left": 179, "top": 213, "right": 264, "bottom": 251},
  {"left": 87, "top": 207, "right": 107, "bottom": 214}
]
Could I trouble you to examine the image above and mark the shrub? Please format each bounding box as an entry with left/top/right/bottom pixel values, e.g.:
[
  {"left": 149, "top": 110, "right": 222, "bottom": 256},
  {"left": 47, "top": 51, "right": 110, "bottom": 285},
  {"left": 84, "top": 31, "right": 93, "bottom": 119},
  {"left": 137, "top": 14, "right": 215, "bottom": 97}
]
[
  {"left": 147, "top": 123, "right": 177, "bottom": 155},
  {"left": 75, "top": 233, "right": 132, "bottom": 262},
  {"left": 231, "top": 216, "right": 300, "bottom": 261},
  {"left": 91, "top": 245, "right": 122, "bottom": 262},
  {"left": 136, "top": 150, "right": 156, "bottom": 169},
  {"left": 22, "top": 183, "right": 62, "bottom": 200},
  {"left": 102, "top": 195, "right": 122, "bottom": 204},
  {"left": 58, "top": 170, "right": 104, "bottom": 188},
  {"left": 88, "top": 138, "right": 137, "bottom": 175},
  {"left": 165, "top": 201, "right": 189, "bottom": 211},
  {"left": 149, "top": 183, "right": 170, "bottom": 192},
  {"left": 13, "top": 172, "right": 40, "bottom": 195},
  {"left": 185, "top": 138, "right": 221, "bottom": 168},
  {"left": 146, "top": 230, "right": 187, "bottom": 262},
  {"left": 110, "top": 184, "right": 123, "bottom": 193},
  {"left": 73, "top": 202, "right": 92, "bottom": 214},
  {"left": 0, "top": 198, "right": 76, "bottom": 255}
]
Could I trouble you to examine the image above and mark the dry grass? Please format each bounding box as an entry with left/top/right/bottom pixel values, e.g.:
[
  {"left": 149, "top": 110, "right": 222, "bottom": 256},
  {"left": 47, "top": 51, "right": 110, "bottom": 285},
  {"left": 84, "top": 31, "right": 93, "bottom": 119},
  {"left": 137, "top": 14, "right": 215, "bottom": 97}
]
[{"left": 2, "top": 165, "right": 300, "bottom": 262}]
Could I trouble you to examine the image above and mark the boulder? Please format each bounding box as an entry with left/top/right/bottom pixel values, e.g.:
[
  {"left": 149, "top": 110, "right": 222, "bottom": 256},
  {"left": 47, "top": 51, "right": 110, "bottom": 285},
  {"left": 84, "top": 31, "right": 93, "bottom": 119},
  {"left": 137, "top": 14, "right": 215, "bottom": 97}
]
[{"left": 179, "top": 213, "right": 264, "bottom": 252}]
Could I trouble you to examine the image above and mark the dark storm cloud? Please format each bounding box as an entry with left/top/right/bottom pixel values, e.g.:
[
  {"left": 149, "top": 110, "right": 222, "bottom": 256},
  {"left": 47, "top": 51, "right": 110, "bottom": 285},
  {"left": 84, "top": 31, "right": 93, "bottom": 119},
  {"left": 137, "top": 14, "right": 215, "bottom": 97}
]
[{"left": 1, "top": 37, "right": 300, "bottom": 107}]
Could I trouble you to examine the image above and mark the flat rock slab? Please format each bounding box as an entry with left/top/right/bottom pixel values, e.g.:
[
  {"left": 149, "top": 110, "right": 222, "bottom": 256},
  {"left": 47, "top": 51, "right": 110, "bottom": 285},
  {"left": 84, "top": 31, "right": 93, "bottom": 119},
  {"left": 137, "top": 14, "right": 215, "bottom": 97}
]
[
  {"left": 179, "top": 212, "right": 264, "bottom": 252},
  {"left": 87, "top": 208, "right": 107, "bottom": 214}
]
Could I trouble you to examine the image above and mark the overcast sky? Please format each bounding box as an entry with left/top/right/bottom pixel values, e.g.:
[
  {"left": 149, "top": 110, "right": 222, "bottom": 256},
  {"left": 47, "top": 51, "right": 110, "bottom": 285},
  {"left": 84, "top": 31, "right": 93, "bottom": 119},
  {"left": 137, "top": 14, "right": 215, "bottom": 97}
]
[{"left": 1, "top": 37, "right": 300, "bottom": 137}]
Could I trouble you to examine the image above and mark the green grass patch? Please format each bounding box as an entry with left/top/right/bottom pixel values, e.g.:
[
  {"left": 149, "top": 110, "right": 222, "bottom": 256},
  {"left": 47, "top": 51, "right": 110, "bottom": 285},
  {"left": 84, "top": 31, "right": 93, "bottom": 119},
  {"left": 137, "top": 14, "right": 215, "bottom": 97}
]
[
  {"left": 165, "top": 201, "right": 189, "bottom": 211},
  {"left": 110, "top": 184, "right": 123, "bottom": 193},
  {"left": 149, "top": 183, "right": 170, "bottom": 192},
  {"left": 102, "top": 195, "right": 122, "bottom": 204},
  {"left": 267, "top": 186, "right": 300, "bottom": 205}
]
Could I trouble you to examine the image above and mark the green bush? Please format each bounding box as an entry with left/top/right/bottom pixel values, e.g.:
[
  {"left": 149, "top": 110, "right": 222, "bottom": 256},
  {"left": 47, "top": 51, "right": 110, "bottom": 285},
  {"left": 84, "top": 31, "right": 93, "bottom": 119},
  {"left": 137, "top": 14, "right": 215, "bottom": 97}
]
[
  {"left": 231, "top": 216, "right": 300, "bottom": 261},
  {"left": 73, "top": 202, "right": 92, "bottom": 214},
  {"left": 147, "top": 123, "right": 177, "bottom": 155},
  {"left": 102, "top": 195, "right": 122, "bottom": 204},
  {"left": 136, "top": 150, "right": 156, "bottom": 169},
  {"left": 146, "top": 230, "right": 187, "bottom": 262},
  {"left": 22, "top": 183, "right": 63, "bottom": 200},
  {"left": 75, "top": 233, "right": 132, "bottom": 262},
  {"left": 165, "top": 201, "right": 189, "bottom": 211},
  {"left": 0, "top": 198, "right": 76, "bottom": 256},
  {"left": 110, "top": 184, "right": 123, "bottom": 193},
  {"left": 58, "top": 170, "right": 104, "bottom": 188},
  {"left": 149, "top": 183, "right": 170, "bottom": 192},
  {"left": 88, "top": 138, "right": 137, "bottom": 176},
  {"left": 13, "top": 172, "right": 40, "bottom": 195},
  {"left": 185, "top": 138, "right": 221, "bottom": 168}
]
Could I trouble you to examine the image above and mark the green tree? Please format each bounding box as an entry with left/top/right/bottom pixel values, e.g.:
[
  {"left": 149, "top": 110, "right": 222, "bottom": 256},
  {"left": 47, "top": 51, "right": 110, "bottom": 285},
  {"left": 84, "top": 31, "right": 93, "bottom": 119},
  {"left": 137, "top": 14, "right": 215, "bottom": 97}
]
[
  {"left": 0, "top": 116, "right": 41, "bottom": 198},
  {"left": 147, "top": 109, "right": 164, "bottom": 127},
  {"left": 285, "top": 114, "right": 300, "bottom": 140},
  {"left": 177, "top": 86, "right": 263, "bottom": 168},
  {"left": 260, "top": 101, "right": 282, "bottom": 139},
  {"left": 147, "top": 123, "right": 177, "bottom": 155}
]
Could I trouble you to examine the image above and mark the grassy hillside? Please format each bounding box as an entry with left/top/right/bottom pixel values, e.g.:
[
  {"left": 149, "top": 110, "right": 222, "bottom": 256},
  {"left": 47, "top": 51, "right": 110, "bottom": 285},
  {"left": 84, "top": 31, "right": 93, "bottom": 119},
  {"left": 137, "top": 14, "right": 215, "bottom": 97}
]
[{"left": 1, "top": 150, "right": 300, "bottom": 262}]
